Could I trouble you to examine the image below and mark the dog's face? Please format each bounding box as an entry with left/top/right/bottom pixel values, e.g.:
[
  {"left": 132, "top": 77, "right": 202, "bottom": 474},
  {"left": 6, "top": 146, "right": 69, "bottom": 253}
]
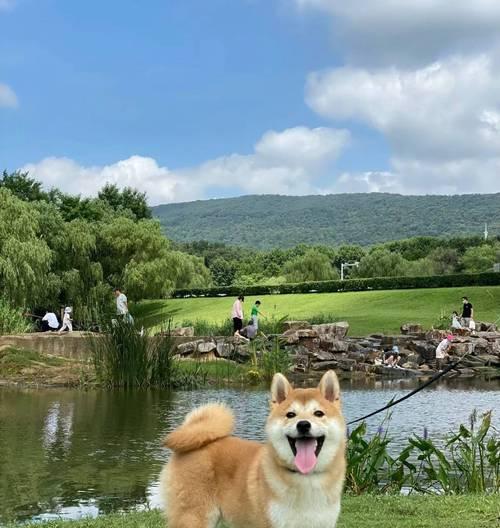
[{"left": 266, "top": 371, "right": 345, "bottom": 475}]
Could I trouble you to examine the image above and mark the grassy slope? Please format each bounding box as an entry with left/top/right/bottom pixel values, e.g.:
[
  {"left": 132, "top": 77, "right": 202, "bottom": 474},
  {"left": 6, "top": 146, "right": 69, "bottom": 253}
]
[
  {"left": 11, "top": 496, "right": 499, "bottom": 528},
  {"left": 134, "top": 286, "right": 500, "bottom": 336}
]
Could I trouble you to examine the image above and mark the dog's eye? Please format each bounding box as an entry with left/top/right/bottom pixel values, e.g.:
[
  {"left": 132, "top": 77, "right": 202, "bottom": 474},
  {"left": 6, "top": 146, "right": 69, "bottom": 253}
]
[
  {"left": 314, "top": 410, "right": 325, "bottom": 417},
  {"left": 286, "top": 412, "right": 296, "bottom": 419}
]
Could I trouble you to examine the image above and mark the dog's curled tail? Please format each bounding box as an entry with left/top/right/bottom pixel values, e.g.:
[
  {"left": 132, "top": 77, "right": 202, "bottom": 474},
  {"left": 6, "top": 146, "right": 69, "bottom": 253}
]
[{"left": 164, "top": 403, "right": 235, "bottom": 453}]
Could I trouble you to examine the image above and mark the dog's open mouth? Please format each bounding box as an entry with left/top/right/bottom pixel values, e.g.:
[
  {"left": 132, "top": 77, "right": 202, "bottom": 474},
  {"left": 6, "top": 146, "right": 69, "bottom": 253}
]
[{"left": 287, "top": 436, "right": 325, "bottom": 475}]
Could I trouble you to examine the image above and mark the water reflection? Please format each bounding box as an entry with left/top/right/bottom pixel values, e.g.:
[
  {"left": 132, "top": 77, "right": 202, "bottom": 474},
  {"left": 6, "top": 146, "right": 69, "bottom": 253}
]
[{"left": 0, "top": 378, "right": 499, "bottom": 523}]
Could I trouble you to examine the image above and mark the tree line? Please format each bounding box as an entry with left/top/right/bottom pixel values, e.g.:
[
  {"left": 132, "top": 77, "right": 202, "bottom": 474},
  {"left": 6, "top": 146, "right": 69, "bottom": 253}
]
[
  {"left": 177, "top": 236, "right": 500, "bottom": 288},
  {"left": 0, "top": 171, "right": 211, "bottom": 320}
]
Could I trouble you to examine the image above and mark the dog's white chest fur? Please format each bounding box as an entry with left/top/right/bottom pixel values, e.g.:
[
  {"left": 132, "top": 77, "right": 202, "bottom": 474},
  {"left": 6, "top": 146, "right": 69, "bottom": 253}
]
[{"left": 266, "top": 474, "right": 341, "bottom": 528}]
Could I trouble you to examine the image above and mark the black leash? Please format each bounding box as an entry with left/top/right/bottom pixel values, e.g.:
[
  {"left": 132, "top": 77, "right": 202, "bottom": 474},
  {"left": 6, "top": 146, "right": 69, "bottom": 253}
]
[{"left": 347, "top": 353, "right": 467, "bottom": 426}]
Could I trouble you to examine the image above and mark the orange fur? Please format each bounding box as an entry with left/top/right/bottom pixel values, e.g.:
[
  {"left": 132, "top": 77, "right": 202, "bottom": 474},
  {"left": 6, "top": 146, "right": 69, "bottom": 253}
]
[
  {"left": 164, "top": 403, "right": 234, "bottom": 453},
  {"left": 160, "top": 371, "right": 346, "bottom": 528}
]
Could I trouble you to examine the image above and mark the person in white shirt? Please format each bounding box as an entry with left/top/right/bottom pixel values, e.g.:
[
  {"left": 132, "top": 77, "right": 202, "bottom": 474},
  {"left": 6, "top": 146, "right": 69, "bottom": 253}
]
[
  {"left": 58, "top": 307, "right": 73, "bottom": 334},
  {"left": 436, "top": 334, "right": 454, "bottom": 370},
  {"left": 114, "top": 288, "right": 134, "bottom": 323},
  {"left": 42, "top": 311, "right": 59, "bottom": 332},
  {"left": 451, "top": 312, "right": 463, "bottom": 330}
]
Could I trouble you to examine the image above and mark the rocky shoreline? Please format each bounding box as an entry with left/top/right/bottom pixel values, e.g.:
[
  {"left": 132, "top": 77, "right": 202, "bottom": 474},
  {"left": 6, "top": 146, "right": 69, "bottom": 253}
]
[{"left": 174, "top": 321, "right": 500, "bottom": 379}]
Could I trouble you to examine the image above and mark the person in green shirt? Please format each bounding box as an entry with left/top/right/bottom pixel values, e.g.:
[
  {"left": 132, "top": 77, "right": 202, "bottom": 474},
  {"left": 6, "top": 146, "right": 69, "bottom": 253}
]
[{"left": 251, "top": 300, "right": 265, "bottom": 330}]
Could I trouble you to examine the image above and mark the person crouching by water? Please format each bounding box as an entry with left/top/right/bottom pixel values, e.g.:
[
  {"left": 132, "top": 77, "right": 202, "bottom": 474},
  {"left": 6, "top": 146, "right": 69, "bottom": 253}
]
[
  {"left": 231, "top": 295, "right": 244, "bottom": 333},
  {"left": 41, "top": 310, "right": 59, "bottom": 332},
  {"left": 435, "top": 334, "right": 454, "bottom": 371},
  {"left": 235, "top": 319, "right": 257, "bottom": 342},
  {"left": 58, "top": 306, "right": 73, "bottom": 334}
]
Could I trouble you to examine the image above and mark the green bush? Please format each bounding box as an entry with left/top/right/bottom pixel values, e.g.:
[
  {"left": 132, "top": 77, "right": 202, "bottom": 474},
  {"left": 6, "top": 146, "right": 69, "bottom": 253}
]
[
  {"left": 173, "top": 271, "right": 500, "bottom": 298},
  {"left": 0, "top": 299, "right": 32, "bottom": 335}
]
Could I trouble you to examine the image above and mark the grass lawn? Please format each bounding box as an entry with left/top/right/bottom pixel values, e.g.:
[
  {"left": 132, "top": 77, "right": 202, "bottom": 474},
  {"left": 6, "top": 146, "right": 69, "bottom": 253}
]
[
  {"left": 133, "top": 285, "right": 500, "bottom": 336},
  {"left": 11, "top": 496, "right": 500, "bottom": 527}
]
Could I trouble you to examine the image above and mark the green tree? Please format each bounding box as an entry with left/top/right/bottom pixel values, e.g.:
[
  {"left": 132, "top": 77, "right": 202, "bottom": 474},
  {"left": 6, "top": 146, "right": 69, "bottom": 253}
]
[
  {"left": 356, "top": 249, "right": 409, "bottom": 278},
  {"left": 210, "top": 257, "right": 237, "bottom": 286},
  {"left": 98, "top": 184, "right": 151, "bottom": 220},
  {"left": 428, "top": 247, "right": 460, "bottom": 275},
  {"left": 0, "top": 189, "right": 53, "bottom": 306},
  {"left": 461, "top": 244, "right": 500, "bottom": 273},
  {"left": 0, "top": 170, "right": 48, "bottom": 202},
  {"left": 284, "top": 250, "right": 338, "bottom": 282}
]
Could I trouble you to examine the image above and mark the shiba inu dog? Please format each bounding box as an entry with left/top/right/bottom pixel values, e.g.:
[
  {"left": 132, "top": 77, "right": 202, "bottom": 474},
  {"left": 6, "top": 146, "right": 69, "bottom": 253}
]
[{"left": 160, "top": 370, "right": 346, "bottom": 528}]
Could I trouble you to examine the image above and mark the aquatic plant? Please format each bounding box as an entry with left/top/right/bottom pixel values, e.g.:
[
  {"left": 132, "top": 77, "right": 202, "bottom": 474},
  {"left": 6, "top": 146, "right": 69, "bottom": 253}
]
[
  {"left": 346, "top": 411, "right": 499, "bottom": 495},
  {"left": 90, "top": 319, "right": 202, "bottom": 389}
]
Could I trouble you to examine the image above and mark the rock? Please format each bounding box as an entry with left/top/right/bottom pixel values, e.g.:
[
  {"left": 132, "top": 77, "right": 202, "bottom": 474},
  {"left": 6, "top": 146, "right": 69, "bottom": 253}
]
[
  {"left": 476, "top": 321, "right": 498, "bottom": 332},
  {"left": 347, "top": 351, "right": 367, "bottom": 362},
  {"left": 283, "top": 321, "right": 311, "bottom": 331},
  {"left": 282, "top": 330, "right": 300, "bottom": 345},
  {"left": 402, "top": 362, "right": 419, "bottom": 370},
  {"left": 170, "top": 326, "right": 194, "bottom": 337},
  {"left": 337, "top": 358, "right": 357, "bottom": 371},
  {"left": 296, "top": 329, "right": 319, "bottom": 338},
  {"left": 319, "top": 336, "right": 349, "bottom": 353},
  {"left": 312, "top": 322, "right": 350, "bottom": 339},
  {"left": 177, "top": 340, "right": 203, "bottom": 355},
  {"left": 457, "top": 368, "right": 476, "bottom": 377},
  {"left": 216, "top": 341, "right": 233, "bottom": 359},
  {"left": 311, "top": 360, "right": 339, "bottom": 371},
  {"left": 197, "top": 341, "right": 217, "bottom": 354},
  {"left": 425, "top": 330, "right": 447, "bottom": 341},
  {"left": 401, "top": 323, "right": 424, "bottom": 335},
  {"left": 409, "top": 340, "right": 436, "bottom": 361},
  {"left": 233, "top": 344, "right": 250, "bottom": 363},
  {"left": 312, "top": 350, "right": 337, "bottom": 361}
]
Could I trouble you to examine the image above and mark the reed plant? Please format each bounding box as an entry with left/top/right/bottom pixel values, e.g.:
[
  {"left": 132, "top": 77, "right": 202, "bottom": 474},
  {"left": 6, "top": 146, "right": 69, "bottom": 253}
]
[
  {"left": 0, "top": 299, "right": 32, "bottom": 335},
  {"left": 346, "top": 411, "right": 499, "bottom": 495},
  {"left": 90, "top": 319, "right": 202, "bottom": 389}
]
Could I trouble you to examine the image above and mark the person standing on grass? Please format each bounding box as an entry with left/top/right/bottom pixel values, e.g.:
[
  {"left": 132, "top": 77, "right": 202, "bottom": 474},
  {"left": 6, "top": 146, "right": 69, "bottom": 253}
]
[
  {"left": 435, "top": 334, "right": 454, "bottom": 371},
  {"left": 251, "top": 300, "right": 265, "bottom": 330},
  {"left": 231, "top": 295, "right": 244, "bottom": 333},
  {"left": 461, "top": 297, "right": 474, "bottom": 328}
]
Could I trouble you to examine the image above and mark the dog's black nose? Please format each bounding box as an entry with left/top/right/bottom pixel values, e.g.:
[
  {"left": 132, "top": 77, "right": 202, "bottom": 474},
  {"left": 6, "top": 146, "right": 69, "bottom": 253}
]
[{"left": 296, "top": 420, "right": 311, "bottom": 435}]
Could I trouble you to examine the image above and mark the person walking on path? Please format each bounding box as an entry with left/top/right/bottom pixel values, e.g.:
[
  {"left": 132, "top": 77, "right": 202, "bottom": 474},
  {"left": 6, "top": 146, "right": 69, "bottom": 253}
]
[
  {"left": 461, "top": 297, "right": 474, "bottom": 328},
  {"left": 41, "top": 310, "right": 59, "bottom": 332},
  {"left": 250, "top": 300, "right": 265, "bottom": 330},
  {"left": 58, "top": 307, "right": 73, "bottom": 334},
  {"left": 435, "top": 334, "right": 454, "bottom": 371},
  {"left": 114, "top": 288, "right": 133, "bottom": 323},
  {"left": 231, "top": 295, "right": 244, "bottom": 333}
]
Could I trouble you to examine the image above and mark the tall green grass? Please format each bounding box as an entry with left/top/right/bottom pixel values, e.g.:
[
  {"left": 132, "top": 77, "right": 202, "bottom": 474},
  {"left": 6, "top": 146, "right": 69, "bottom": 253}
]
[
  {"left": 346, "top": 411, "right": 500, "bottom": 495},
  {"left": 90, "top": 320, "right": 201, "bottom": 389},
  {"left": 0, "top": 299, "right": 32, "bottom": 335}
]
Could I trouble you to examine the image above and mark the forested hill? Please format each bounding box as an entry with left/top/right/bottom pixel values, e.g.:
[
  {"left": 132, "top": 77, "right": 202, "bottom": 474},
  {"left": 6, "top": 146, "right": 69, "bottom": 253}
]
[{"left": 153, "top": 193, "right": 500, "bottom": 248}]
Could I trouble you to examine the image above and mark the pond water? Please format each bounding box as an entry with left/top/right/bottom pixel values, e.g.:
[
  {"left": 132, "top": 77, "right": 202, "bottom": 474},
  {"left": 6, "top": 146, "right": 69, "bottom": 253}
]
[{"left": 0, "top": 377, "right": 499, "bottom": 524}]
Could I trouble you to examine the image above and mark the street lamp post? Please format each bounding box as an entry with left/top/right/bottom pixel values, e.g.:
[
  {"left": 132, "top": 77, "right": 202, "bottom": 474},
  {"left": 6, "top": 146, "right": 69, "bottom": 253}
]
[{"left": 341, "top": 261, "right": 360, "bottom": 281}]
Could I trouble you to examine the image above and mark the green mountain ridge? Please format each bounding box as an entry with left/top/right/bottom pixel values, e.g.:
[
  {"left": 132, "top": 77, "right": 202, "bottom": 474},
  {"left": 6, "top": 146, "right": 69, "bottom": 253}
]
[{"left": 153, "top": 193, "right": 500, "bottom": 248}]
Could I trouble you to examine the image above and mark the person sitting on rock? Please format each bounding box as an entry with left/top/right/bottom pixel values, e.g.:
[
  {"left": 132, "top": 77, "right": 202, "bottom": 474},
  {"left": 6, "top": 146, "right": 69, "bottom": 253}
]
[
  {"left": 235, "top": 319, "right": 257, "bottom": 342},
  {"left": 451, "top": 311, "right": 463, "bottom": 330}
]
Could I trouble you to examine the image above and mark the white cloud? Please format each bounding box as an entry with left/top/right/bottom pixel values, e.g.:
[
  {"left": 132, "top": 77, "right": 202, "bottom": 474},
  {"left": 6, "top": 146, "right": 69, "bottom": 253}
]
[
  {"left": 0, "top": 83, "right": 18, "bottom": 108},
  {"left": 307, "top": 55, "right": 500, "bottom": 161},
  {"left": 293, "top": 0, "right": 500, "bottom": 65},
  {"left": 21, "top": 126, "right": 350, "bottom": 204}
]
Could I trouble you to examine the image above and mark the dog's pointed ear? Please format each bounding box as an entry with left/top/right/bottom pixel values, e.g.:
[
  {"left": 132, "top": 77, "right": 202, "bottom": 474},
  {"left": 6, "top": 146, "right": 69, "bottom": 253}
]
[
  {"left": 318, "top": 370, "right": 340, "bottom": 402},
  {"left": 271, "top": 373, "right": 292, "bottom": 405}
]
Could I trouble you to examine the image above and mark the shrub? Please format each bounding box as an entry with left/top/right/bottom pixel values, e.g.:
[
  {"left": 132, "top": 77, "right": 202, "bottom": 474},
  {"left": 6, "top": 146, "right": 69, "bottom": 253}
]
[
  {"left": 173, "top": 271, "right": 500, "bottom": 298},
  {"left": 0, "top": 299, "right": 32, "bottom": 335}
]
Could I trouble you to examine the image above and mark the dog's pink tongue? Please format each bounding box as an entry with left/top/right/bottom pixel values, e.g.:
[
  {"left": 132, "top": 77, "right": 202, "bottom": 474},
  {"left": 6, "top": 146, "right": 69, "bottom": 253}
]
[{"left": 294, "top": 438, "right": 317, "bottom": 474}]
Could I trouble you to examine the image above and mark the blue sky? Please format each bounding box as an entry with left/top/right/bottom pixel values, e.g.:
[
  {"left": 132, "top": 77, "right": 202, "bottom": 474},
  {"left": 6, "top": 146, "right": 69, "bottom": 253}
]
[{"left": 2, "top": 0, "right": 500, "bottom": 203}]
